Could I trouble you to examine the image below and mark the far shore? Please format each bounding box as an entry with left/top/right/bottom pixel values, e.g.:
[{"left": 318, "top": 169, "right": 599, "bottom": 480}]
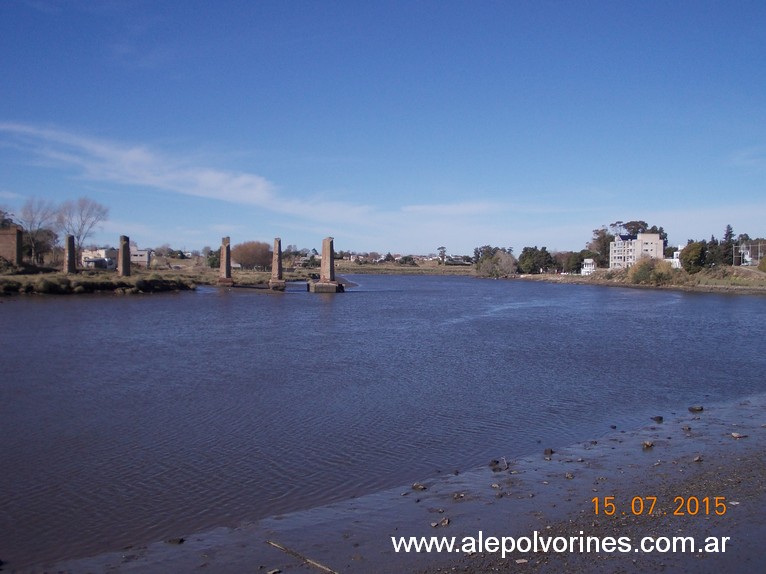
[
  {"left": 514, "top": 267, "right": 766, "bottom": 296},
  {"left": 1, "top": 258, "right": 765, "bottom": 296}
]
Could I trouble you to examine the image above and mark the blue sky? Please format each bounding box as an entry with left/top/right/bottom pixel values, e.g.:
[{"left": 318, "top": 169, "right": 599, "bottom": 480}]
[{"left": 1, "top": 0, "right": 764, "bottom": 256}]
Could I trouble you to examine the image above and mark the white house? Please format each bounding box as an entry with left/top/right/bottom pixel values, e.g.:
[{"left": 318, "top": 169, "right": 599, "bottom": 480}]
[
  {"left": 666, "top": 246, "right": 683, "bottom": 269},
  {"left": 581, "top": 258, "right": 596, "bottom": 276}
]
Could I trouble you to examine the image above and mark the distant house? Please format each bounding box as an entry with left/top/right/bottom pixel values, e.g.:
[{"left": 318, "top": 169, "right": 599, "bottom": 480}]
[
  {"left": 666, "top": 246, "right": 683, "bottom": 269},
  {"left": 82, "top": 247, "right": 117, "bottom": 269},
  {"left": 581, "top": 258, "right": 596, "bottom": 276},
  {"left": 130, "top": 248, "right": 152, "bottom": 268},
  {"left": 609, "top": 233, "right": 664, "bottom": 269}
]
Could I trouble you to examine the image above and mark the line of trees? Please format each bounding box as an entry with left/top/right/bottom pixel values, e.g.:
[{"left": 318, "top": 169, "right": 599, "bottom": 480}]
[
  {"left": 473, "top": 244, "right": 583, "bottom": 276},
  {"left": 1, "top": 197, "right": 109, "bottom": 266},
  {"left": 473, "top": 245, "right": 517, "bottom": 277},
  {"left": 679, "top": 225, "right": 765, "bottom": 273},
  {"left": 472, "top": 221, "right": 764, "bottom": 278}
]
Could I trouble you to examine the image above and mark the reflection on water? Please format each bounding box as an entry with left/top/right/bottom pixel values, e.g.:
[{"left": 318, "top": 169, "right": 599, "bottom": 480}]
[{"left": 1, "top": 276, "right": 765, "bottom": 568}]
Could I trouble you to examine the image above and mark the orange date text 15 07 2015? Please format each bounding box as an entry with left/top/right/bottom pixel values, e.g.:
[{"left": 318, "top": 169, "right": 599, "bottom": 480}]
[{"left": 591, "top": 496, "right": 727, "bottom": 516}]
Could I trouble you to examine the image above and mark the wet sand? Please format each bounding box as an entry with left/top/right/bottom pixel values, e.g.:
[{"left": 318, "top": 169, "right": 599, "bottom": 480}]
[{"left": 26, "top": 394, "right": 766, "bottom": 574}]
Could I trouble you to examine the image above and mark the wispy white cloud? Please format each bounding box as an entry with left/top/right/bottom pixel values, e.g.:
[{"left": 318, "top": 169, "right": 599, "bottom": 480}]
[
  {"left": 8, "top": 123, "right": 757, "bottom": 255},
  {"left": 0, "top": 189, "right": 23, "bottom": 200},
  {"left": 18, "top": 0, "right": 62, "bottom": 15},
  {"left": 107, "top": 39, "right": 179, "bottom": 70},
  {"left": 728, "top": 146, "right": 766, "bottom": 170},
  {"left": 401, "top": 201, "right": 500, "bottom": 216},
  {"left": 0, "top": 123, "right": 652, "bottom": 253},
  {"left": 101, "top": 218, "right": 155, "bottom": 238},
  {"left": 0, "top": 122, "right": 277, "bottom": 205},
  {"left": 0, "top": 123, "right": 410, "bottom": 230}
]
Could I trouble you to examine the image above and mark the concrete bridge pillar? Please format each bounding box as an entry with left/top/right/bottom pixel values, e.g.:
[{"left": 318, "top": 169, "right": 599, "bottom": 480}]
[
  {"left": 64, "top": 235, "right": 77, "bottom": 274},
  {"left": 118, "top": 235, "right": 131, "bottom": 277},
  {"left": 269, "top": 237, "right": 286, "bottom": 291},
  {"left": 320, "top": 236, "right": 335, "bottom": 283},
  {"left": 219, "top": 236, "right": 233, "bottom": 285},
  {"left": 309, "top": 236, "right": 343, "bottom": 293}
]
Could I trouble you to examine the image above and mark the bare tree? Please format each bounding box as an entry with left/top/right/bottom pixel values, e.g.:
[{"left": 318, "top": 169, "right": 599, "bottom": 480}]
[
  {"left": 18, "top": 197, "right": 58, "bottom": 264},
  {"left": 56, "top": 197, "right": 109, "bottom": 254}
]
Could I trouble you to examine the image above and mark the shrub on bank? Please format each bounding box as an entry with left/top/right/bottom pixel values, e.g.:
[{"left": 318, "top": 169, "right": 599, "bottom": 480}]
[
  {"left": 0, "top": 270, "right": 197, "bottom": 296},
  {"left": 627, "top": 258, "right": 675, "bottom": 286},
  {"left": 0, "top": 278, "right": 21, "bottom": 294}
]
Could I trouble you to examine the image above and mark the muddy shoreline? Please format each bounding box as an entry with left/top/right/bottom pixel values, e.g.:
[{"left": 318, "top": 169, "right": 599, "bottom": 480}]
[{"left": 22, "top": 394, "right": 765, "bottom": 574}]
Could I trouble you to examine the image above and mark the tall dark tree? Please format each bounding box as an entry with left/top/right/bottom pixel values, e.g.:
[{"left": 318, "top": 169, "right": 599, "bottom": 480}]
[
  {"left": 22, "top": 228, "right": 58, "bottom": 265},
  {"left": 473, "top": 245, "right": 499, "bottom": 264},
  {"left": 647, "top": 224, "right": 669, "bottom": 248},
  {"left": 206, "top": 249, "right": 220, "bottom": 268},
  {"left": 721, "top": 224, "right": 735, "bottom": 265},
  {"left": 518, "top": 246, "right": 554, "bottom": 274},
  {"left": 680, "top": 241, "right": 707, "bottom": 274},
  {"left": 474, "top": 245, "right": 516, "bottom": 277},
  {"left": 622, "top": 220, "right": 649, "bottom": 235},
  {"left": 587, "top": 227, "right": 614, "bottom": 268},
  {"left": 553, "top": 250, "right": 585, "bottom": 273},
  {"left": 706, "top": 235, "right": 722, "bottom": 267}
]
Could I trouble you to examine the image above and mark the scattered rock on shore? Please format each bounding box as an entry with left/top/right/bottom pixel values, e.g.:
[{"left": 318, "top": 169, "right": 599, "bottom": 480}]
[{"left": 164, "top": 537, "right": 184, "bottom": 545}]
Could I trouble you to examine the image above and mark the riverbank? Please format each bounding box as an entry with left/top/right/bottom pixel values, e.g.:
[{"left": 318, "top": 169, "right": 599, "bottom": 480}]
[
  {"left": 0, "top": 270, "right": 198, "bottom": 295},
  {"left": 517, "top": 266, "right": 766, "bottom": 295},
  {"left": 2, "top": 262, "right": 764, "bottom": 296},
  {"left": 29, "top": 394, "right": 766, "bottom": 574},
  {"left": 0, "top": 268, "right": 358, "bottom": 296}
]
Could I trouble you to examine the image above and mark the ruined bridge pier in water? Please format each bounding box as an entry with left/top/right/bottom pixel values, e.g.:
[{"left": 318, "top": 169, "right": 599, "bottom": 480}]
[
  {"left": 219, "top": 235, "right": 344, "bottom": 293},
  {"left": 52, "top": 232, "right": 341, "bottom": 293}
]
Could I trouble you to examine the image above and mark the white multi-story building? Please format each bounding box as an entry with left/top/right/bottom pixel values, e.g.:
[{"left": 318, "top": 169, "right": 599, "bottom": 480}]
[{"left": 609, "top": 233, "right": 664, "bottom": 269}]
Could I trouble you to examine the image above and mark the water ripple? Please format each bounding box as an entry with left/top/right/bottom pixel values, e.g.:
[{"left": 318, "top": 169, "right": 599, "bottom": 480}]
[{"left": 1, "top": 277, "right": 765, "bottom": 568}]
